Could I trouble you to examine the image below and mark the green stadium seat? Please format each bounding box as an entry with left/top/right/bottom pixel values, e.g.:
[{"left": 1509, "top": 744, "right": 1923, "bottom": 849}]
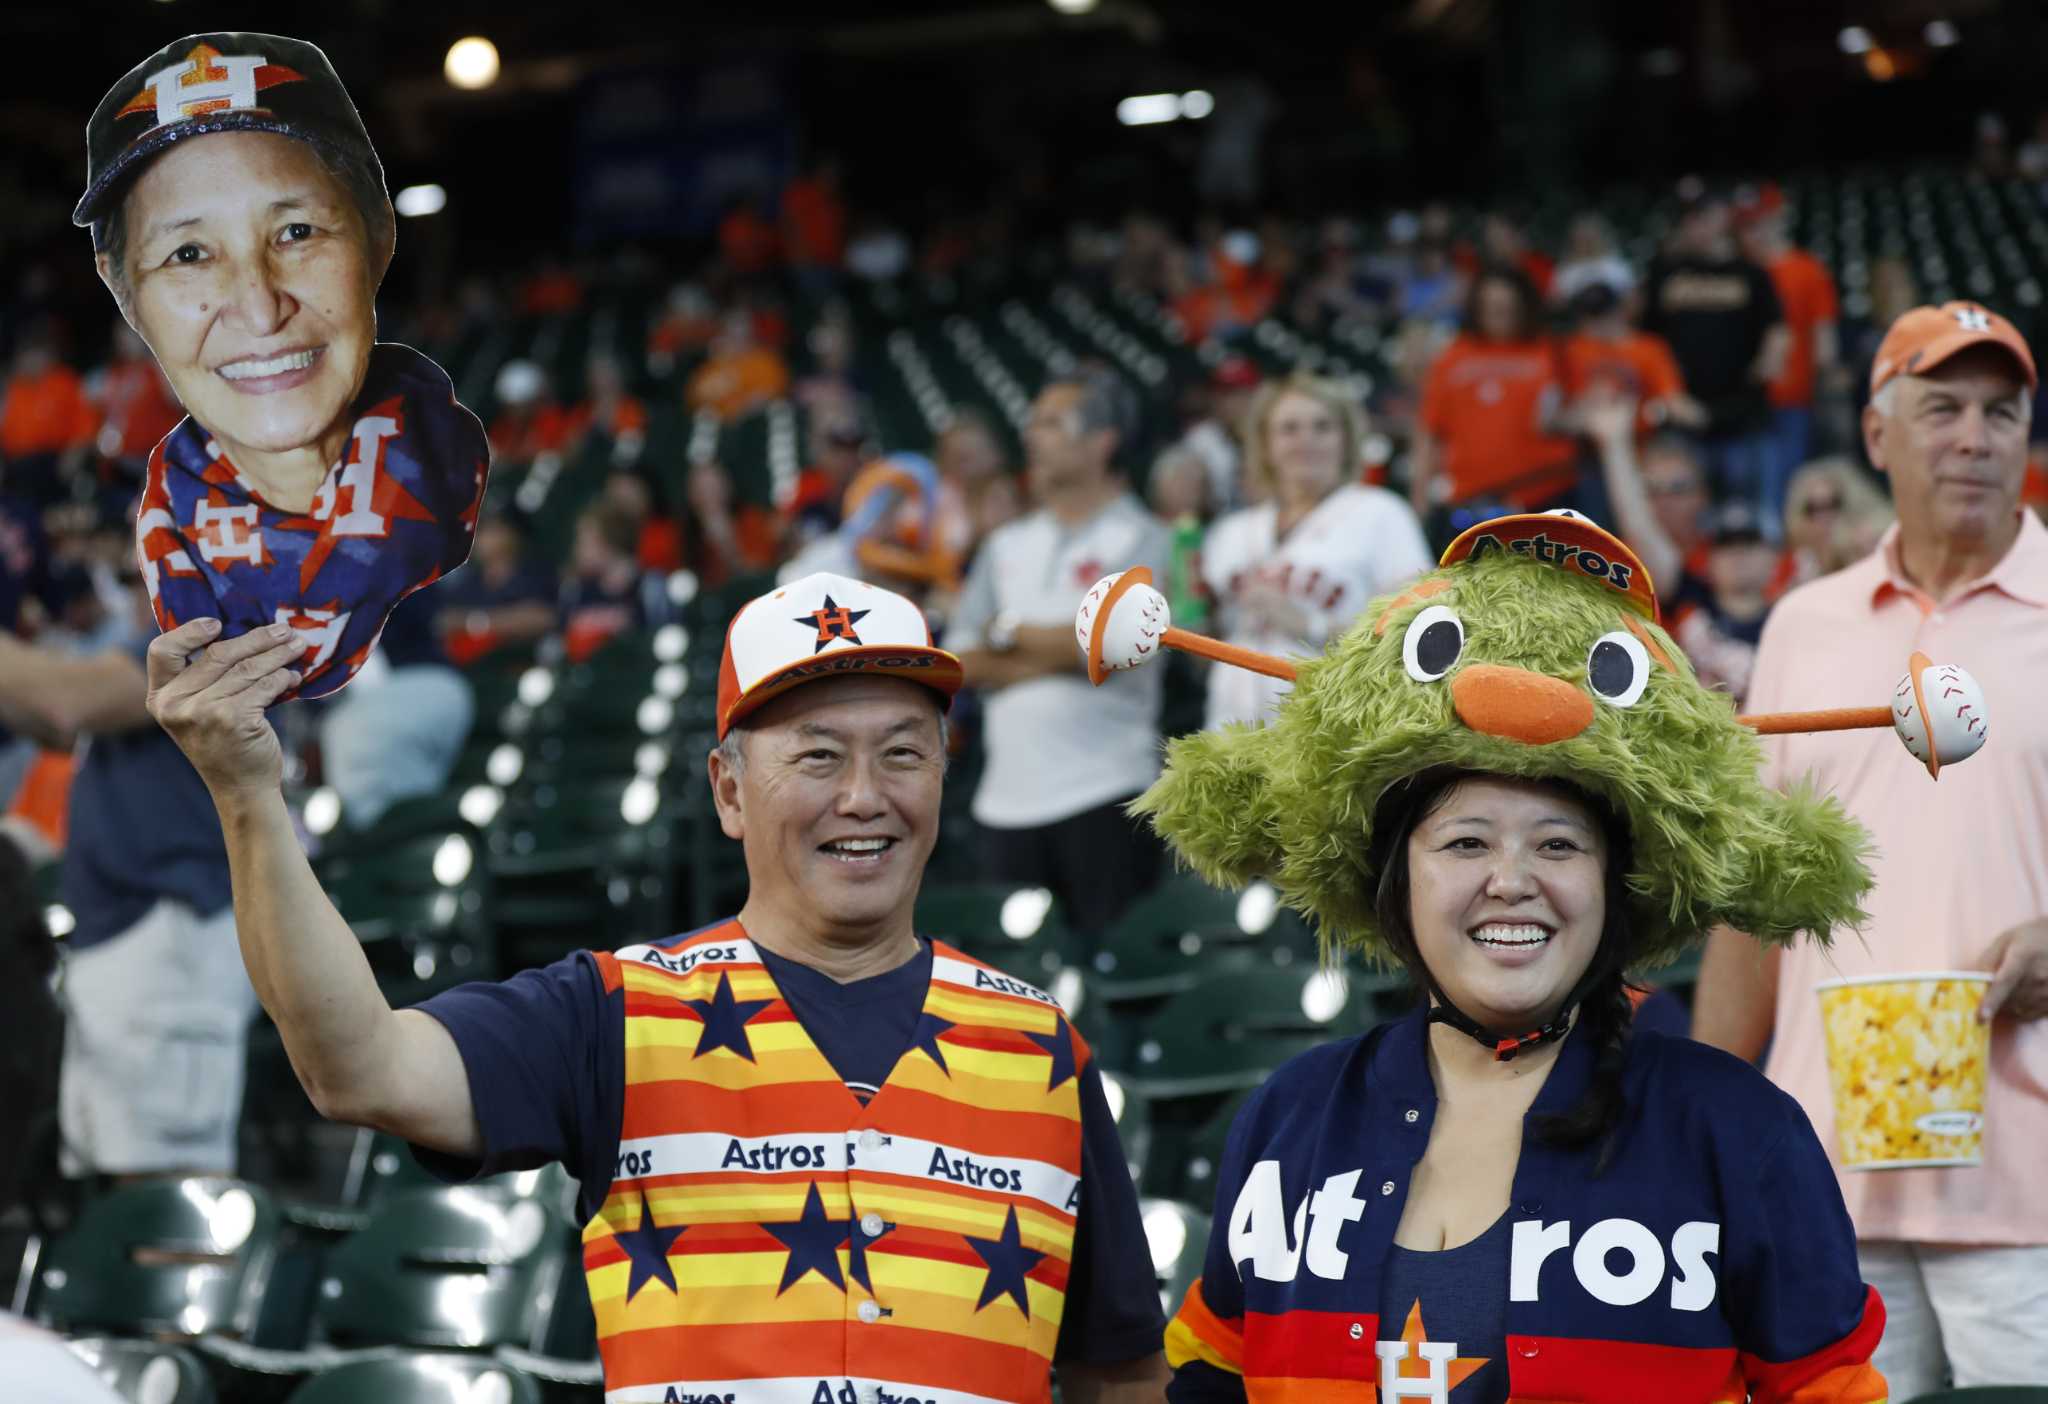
[
  {"left": 317, "top": 823, "right": 495, "bottom": 1003},
  {"left": 283, "top": 1353, "right": 545, "bottom": 1404},
  {"left": 64, "top": 1338, "right": 217, "bottom": 1404},
  {"left": 1138, "top": 1198, "right": 1210, "bottom": 1319},
  {"left": 316, "top": 1188, "right": 582, "bottom": 1352},
  {"left": 37, "top": 1178, "right": 282, "bottom": 1339},
  {"left": 1088, "top": 874, "right": 1321, "bottom": 1000},
  {"left": 914, "top": 882, "right": 1075, "bottom": 987},
  {"left": 1089, "top": 966, "right": 1389, "bottom": 1098}
]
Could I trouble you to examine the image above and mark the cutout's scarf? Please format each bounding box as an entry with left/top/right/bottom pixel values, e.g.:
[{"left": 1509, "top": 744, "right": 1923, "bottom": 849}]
[{"left": 137, "top": 342, "right": 489, "bottom": 700}]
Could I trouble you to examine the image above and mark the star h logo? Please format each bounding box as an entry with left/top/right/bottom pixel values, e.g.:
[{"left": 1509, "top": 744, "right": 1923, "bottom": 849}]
[
  {"left": 1953, "top": 306, "right": 1995, "bottom": 333},
  {"left": 116, "top": 43, "right": 305, "bottom": 131},
  {"left": 794, "top": 594, "right": 870, "bottom": 653}
]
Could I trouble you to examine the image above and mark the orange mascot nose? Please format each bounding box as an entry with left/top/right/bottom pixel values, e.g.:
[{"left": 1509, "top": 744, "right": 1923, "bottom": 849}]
[{"left": 1450, "top": 664, "right": 1594, "bottom": 745}]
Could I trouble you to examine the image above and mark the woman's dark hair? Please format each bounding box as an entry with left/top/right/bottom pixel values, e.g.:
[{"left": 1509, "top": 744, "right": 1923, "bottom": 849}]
[
  {"left": 98, "top": 139, "right": 393, "bottom": 304},
  {"left": 1368, "top": 766, "right": 1639, "bottom": 1172},
  {"left": 1460, "top": 263, "right": 1545, "bottom": 343}
]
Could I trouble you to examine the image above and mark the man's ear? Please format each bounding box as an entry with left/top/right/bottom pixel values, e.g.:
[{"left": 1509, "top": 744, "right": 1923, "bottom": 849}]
[
  {"left": 1861, "top": 401, "right": 1891, "bottom": 480},
  {"left": 708, "top": 743, "right": 745, "bottom": 842},
  {"left": 95, "top": 252, "right": 142, "bottom": 337}
]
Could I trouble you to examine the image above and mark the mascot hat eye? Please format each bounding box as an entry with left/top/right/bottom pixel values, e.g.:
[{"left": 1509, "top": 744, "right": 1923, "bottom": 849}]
[
  {"left": 1587, "top": 630, "right": 1651, "bottom": 707},
  {"left": 1403, "top": 605, "right": 1464, "bottom": 682}
]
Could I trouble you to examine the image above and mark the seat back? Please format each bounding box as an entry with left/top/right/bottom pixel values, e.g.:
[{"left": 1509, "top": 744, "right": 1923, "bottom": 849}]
[
  {"left": 1139, "top": 1199, "right": 1210, "bottom": 1319},
  {"left": 38, "top": 1178, "right": 281, "bottom": 1338},
  {"left": 65, "top": 1338, "right": 217, "bottom": 1404},
  {"left": 285, "top": 1353, "right": 544, "bottom": 1404},
  {"left": 317, "top": 1188, "right": 579, "bottom": 1351}
]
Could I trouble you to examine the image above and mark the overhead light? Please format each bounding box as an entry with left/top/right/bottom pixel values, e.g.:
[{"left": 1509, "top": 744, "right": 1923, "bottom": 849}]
[
  {"left": 394, "top": 184, "right": 446, "bottom": 218},
  {"left": 444, "top": 36, "right": 501, "bottom": 91},
  {"left": 1865, "top": 47, "right": 1897, "bottom": 81},
  {"left": 1116, "top": 93, "right": 1182, "bottom": 127},
  {"left": 1924, "top": 19, "right": 1959, "bottom": 47},
  {"left": 1179, "top": 90, "right": 1214, "bottom": 120},
  {"left": 1048, "top": 0, "right": 1098, "bottom": 11},
  {"left": 1837, "top": 25, "right": 1874, "bottom": 55}
]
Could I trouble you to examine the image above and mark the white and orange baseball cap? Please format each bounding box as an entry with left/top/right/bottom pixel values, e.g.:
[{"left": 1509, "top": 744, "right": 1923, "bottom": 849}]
[
  {"left": 715, "top": 572, "right": 963, "bottom": 738},
  {"left": 1871, "top": 301, "right": 2038, "bottom": 397}
]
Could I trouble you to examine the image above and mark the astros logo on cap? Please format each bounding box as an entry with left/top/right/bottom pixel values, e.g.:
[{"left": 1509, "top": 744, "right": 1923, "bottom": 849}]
[
  {"left": 115, "top": 42, "right": 304, "bottom": 131},
  {"left": 717, "top": 572, "right": 964, "bottom": 738},
  {"left": 796, "top": 595, "right": 870, "bottom": 653},
  {"left": 1440, "top": 510, "right": 1660, "bottom": 620}
]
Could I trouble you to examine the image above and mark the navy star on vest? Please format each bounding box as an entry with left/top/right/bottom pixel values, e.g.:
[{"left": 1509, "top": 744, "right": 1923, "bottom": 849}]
[
  {"left": 682, "top": 972, "right": 775, "bottom": 1061},
  {"left": 136, "top": 342, "right": 488, "bottom": 700},
  {"left": 615, "top": 1188, "right": 686, "bottom": 1303},
  {"left": 967, "top": 1204, "right": 1048, "bottom": 1316},
  {"left": 1026, "top": 1017, "right": 1078, "bottom": 1091},
  {"left": 765, "top": 1181, "right": 853, "bottom": 1294}
]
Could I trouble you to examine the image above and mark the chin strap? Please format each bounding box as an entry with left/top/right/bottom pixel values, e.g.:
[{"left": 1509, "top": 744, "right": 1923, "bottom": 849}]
[
  {"left": 1427, "top": 1001, "right": 1576, "bottom": 1061},
  {"left": 1422, "top": 954, "right": 1612, "bottom": 1063}
]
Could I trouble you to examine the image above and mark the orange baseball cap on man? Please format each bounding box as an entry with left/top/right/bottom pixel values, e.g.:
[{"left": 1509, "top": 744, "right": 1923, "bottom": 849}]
[
  {"left": 1871, "top": 301, "right": 2038, "bottom": 397},
  {"left": 715, "top": 572, "right": 963, "bottom": 739}
]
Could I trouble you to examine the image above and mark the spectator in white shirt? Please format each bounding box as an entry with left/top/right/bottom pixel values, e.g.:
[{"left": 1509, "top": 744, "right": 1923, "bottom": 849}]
[
  {"left": 1201, "top": 372, "right": 1433, "bottom": 728},
  {"left": 945, "top": 369, "right": 1173, "bottom": 942}
]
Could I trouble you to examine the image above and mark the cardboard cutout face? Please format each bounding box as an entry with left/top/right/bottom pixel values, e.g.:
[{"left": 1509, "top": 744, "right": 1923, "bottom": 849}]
[{"left": 85, "top": 34, "right": 487, "bottom": 701}]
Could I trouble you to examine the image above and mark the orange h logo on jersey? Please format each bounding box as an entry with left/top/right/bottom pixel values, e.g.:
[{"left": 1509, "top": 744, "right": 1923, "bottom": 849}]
[
  {"left": 116, "top": 43, "right": 304, "bottom": 131},
  {"left": 794, "top": 595, "right": 871, "bottom": 653}
]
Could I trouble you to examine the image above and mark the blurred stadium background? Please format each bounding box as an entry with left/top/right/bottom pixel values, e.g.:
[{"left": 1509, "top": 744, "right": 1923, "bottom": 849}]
[{"left": 4, "top": 1, "right": 2048, "bottom": 1399}]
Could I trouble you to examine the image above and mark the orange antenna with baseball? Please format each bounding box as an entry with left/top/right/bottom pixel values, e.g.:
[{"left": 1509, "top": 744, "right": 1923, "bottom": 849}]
[{"left": 1075, "top": 571, "right": 1987, "bottom": 781}]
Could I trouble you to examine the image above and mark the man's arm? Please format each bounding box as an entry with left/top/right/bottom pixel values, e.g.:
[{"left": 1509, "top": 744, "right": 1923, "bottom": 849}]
[
  {"left": 1692, "top": 924, "right": 1781, "bottom": 1062},
  {"left": 146, "top": 619, "right": 482, "bottom": 1156},
  {"left": 0, "top": 634, "right": 153, "bottom": 750},
  {"left": 1582, "top": 393, "right": 1683, "bottom": 588},
  {"left": 1753, "top": 324, "right": 1793, "bottom": 386},
  {"left": 1061, "top": 1356, "right": 1171, "bottom": 1404}
]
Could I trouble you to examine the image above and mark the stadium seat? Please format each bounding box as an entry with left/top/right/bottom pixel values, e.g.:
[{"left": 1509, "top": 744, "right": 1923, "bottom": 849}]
[
  {"left": 1088, "top": 966, "right": 1386, "bottom": 1098},
  {"left": 64, "top": 1337, "right": 217, "bottom": 1404},
  {"left": 202, "top": 1185, "right": 586, "bottom": 1394},
  {"left": 317, "top": 1187, "right": 582, "bottom": 1352},
  {"left": 914, "top": 882, "right": 1075, "bottom": 986},
  {"left": 317, "top": 823, "right": 496, "bottom": 1004},
  {"left": 1138, "top": 1198, "right": 1210, "bottom": 1318},
  {"left": 283, "top": 1353, "right": 544, "bottom": 1404},
  {"left": 36, "top": 1178, "right": 281, "bottom": 1339},
  {"left": 1140, "top": 1088, "right": 1253, "bottom": 1205},
  {"left": 1088, "top": 874, "right": 1320, "bottom": 1000}
]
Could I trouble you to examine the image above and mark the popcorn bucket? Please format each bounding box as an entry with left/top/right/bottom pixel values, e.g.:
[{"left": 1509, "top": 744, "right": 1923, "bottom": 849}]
[{"left": 1815, "top": 973, "right": 1990, "bottom": 1170}]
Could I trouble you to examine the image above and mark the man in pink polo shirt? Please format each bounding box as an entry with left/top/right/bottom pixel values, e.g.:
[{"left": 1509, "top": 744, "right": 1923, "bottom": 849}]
[{"left": 1695, "top": 301, "right": 2048, "bottom": 1394}]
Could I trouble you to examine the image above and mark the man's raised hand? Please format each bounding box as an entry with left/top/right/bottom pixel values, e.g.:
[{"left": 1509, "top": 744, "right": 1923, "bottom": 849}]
[{"left": 146, "top": 619, "right": 304, "bottom": 799}]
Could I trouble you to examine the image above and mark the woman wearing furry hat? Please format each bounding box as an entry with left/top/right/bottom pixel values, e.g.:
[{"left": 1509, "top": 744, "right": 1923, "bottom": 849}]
[{"left": 1071, "top": 508, "right": 1988, "bottom": 1401}]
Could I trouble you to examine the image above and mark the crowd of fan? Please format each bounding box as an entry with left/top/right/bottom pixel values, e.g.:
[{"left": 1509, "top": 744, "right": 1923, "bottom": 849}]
[{"left": 8, "top": 165, "right": 2048, "bottom": 890}]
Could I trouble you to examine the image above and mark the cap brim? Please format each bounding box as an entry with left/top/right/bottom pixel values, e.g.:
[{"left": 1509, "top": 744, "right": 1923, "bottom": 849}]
[
  {"left": 1895, "top": 328, "right": 2039, "bottom": 392},
  {"left": 74, "top": 112, "right": 349, "bottom": 229},
  {"left": 1440, "top": 512, "right": 1660, "bottom": 620},
  {"left": 721, "top": 644, "right": 964, "bottom": 737}
]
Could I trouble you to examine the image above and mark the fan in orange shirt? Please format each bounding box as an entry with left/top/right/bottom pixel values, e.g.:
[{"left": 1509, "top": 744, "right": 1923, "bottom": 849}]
[
  {"left": 1410, "top": 266, "right": 1578, "bottom": 513},
  {"left": 1558, "top": 281, "right": 1707, "bottom": 439},
  {"left": 0, "top": 333, "right": 99, "bottom": 502},
  {"left": 686, "top": 312, "right": 791, "bottom": 422},
  {"left": 1738, "top": 184, "right": 1842, "bottom": 530}
]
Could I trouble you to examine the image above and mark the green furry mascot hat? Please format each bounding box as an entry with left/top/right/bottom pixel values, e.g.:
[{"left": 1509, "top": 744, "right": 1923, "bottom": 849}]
[{"left": 1078, "top": 510, "right": 1886, "bottom": 975}]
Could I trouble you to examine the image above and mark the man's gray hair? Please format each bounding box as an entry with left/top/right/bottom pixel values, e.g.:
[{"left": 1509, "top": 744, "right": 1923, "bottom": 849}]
[
  {"left": 1049, "top": 365, "right": 1139, "bottom": 453},
  {"left": 715, "top": 710, "right": 951, "bottom": 777}
]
